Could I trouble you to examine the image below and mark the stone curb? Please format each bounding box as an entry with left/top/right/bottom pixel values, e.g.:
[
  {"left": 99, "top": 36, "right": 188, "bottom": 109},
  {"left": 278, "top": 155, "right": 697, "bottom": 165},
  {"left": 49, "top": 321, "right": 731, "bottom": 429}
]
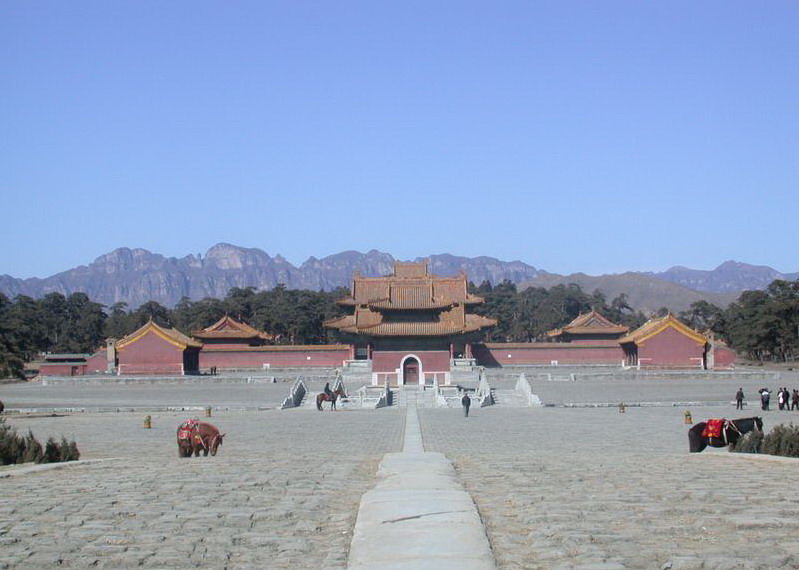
[{"left": 0, "top": 458, "right": 120, "bottom": 479}]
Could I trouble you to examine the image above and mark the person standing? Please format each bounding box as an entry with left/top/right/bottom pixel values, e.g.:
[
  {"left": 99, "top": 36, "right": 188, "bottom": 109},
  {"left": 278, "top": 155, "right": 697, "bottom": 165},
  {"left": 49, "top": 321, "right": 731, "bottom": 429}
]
[
  {"left": 760, "top": 388, "right": 771, "bottom": 411},
  {"left": 462, "top": 392, "right": 471, "bottom": 417},
  {"left": 792, "top": 389, "right": 799, "bottom": 411},
  {"left": 735, "top": 388, "right": 744, "bottom": 410}
]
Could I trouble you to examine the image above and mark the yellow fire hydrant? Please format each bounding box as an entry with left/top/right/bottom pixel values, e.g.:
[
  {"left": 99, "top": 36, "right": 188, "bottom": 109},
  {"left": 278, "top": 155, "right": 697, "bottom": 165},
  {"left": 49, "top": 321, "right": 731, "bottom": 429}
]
[
  {"left": 684, "top": 410, "right": 693, "bottom": 424},
  {"left": 619, "top": 402, "right": 626, "bottom": 413},
  {"left": 205, "top": 406, "right": 212, "bottom": 418},
  {"left": 144, "top": 415, "right": 152, "bottom": 429}
]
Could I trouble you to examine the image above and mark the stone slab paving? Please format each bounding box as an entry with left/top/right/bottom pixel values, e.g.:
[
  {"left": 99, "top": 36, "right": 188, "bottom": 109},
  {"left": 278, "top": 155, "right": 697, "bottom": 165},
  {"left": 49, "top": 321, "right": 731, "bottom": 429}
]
[
  {"left": 420, "top": 405, "right": 799, "bottom": 570},
  {"left": 0, "top": 409, "right": 404, "bottom": 569},
  {"left": 2, "top": 377, "right": 799, "bottom": 569},
  {"left": 348, "top": 400, "right": 495, "bottom": 569}
]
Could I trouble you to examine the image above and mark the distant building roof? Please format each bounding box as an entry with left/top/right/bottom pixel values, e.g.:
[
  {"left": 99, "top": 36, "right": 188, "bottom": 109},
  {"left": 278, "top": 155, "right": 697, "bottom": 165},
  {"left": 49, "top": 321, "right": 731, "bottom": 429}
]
[
  {"left": 619, "top": 313, "right": 707, "bottom": 346},
  {"left": 43, "top": 353, "right": 90, "bottom": 362},
  {"left": 547, "top": 310, "right": 629, "bottom": 338},
  {"left": 192, "top": 315, "right": 274, "bottom": 341},
  {"left": 116, "top": 320, "right": 202, "bottom": 350}
]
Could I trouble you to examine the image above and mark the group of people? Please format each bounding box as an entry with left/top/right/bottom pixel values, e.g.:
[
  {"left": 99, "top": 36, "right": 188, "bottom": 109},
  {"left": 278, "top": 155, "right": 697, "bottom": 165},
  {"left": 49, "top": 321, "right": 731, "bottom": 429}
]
[{"left": 737, "top": 387, "right": 799, "bottom": 411}]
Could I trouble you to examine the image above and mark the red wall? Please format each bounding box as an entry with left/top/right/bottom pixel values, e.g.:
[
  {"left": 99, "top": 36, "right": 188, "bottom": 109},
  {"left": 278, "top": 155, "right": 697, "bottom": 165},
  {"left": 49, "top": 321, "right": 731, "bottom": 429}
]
[
  {"left": 117, "top": 332, "right": 186, "bottom": 375},
  {"left": 199, "top": 346, "right": 350, "bottom": 369},
  {"left": 372, "top": 350, "right": 451, "bottom": 373},
  {"left": 474, "top": 343, "right": 624, "bottom": 366},
  {"left": 712, "top": 345, "right": 737, "bottom": 370},
  {"left": 85, "top": 353, "right": 107, "bottom": 374},
  {"left": 39, "top": 364, "right": 87, "bottom": 376},
  {"left": 637, "top": 328, "right": 706, "bottom": 368}
]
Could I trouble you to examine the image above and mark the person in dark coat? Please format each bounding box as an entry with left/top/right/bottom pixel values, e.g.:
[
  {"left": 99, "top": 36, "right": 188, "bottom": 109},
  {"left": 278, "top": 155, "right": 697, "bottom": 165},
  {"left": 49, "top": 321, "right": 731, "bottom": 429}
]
[
  {"left": 324, "top": 382, "right": 333, "bottom": 399},
  {"left": 760, "top": 388, "right": 770, "bottom": 411},
  {"left": 461, "top": 392, "right": 471, "bottom": 417},
  {"left": 735, "top": 388, "right": 744, "bottom": 410}
]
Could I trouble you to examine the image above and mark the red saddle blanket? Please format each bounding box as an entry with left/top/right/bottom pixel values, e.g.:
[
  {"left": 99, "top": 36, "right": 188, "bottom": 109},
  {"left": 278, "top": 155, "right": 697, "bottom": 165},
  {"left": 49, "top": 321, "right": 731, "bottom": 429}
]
[
  {"left": 702, "top": 419, "right": 725, "bottom": 439},
  {"left": 178, "top": 419, "right": 200, "bottom": 441}
]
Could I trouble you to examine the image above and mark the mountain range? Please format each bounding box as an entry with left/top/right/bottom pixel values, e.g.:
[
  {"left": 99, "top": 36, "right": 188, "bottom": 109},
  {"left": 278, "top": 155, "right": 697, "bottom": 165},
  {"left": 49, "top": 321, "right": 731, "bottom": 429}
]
[{"left": 1, "top": 244, "right": 796, "bottom": 314}]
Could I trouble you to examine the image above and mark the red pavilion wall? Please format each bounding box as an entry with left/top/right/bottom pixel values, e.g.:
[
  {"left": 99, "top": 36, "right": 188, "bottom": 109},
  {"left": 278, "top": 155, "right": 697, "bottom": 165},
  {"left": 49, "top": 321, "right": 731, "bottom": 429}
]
[
  {"left": 117, "top": 332, "right": 186, "bottom": 375},
  {"left": 474, "top": 343, "right": 624, "bottom": 366},
  {"left": 637, "top": 328, "right": 706, "bottom": 369}
]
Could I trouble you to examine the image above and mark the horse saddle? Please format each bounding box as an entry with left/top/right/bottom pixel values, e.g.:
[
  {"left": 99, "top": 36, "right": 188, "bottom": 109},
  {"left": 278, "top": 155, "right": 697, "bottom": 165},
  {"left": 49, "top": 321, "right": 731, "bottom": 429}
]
[
  {"left": 178, "top": 419, "right": 200, "bottom": 441},
  {"left": 702, "top": 418, "right": 726, "bottom": 439}
]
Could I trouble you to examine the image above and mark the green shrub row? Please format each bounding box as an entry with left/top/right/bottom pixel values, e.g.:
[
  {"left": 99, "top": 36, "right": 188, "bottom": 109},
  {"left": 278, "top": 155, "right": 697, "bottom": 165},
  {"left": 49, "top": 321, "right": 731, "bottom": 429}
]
[
  {"left": 731, "top": 423, "right": 799, "bottom": 458},
  {"left": 0, "top": 417, "right": 80, "bottom": 465}
]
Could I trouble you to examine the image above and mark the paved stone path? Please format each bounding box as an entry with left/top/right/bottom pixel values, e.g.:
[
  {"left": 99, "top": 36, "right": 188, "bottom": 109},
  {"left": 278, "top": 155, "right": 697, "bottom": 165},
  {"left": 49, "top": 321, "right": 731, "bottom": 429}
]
[{"left": 348, "top": 393, "right": 495, "bottom": 569}]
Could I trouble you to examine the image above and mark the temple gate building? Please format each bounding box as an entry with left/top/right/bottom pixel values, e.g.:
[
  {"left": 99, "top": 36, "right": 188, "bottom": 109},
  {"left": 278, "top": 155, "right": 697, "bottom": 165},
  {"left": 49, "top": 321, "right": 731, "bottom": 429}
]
[{"left": 325, "top": 261, "right": 496, "bottom": 386}]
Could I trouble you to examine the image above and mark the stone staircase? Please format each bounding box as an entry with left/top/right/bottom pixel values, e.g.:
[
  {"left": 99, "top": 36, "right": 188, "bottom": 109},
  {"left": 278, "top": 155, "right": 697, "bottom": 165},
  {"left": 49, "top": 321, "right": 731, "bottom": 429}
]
[
  {"left": 449, "top": 366, "right": 481, "bottom": 386},
  {"left": 491, "top": 388, "right": 531, "bottom": 407},
  {"left": 394, "top": 387, "right": 439, "bottom": 408}
]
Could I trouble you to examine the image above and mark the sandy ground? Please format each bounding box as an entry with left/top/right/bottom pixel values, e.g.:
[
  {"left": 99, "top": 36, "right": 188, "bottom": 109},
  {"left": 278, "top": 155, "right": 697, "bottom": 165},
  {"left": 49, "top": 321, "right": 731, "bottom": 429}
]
[{"left": 1, "top": 372, "right": 798, "bottom": 569}]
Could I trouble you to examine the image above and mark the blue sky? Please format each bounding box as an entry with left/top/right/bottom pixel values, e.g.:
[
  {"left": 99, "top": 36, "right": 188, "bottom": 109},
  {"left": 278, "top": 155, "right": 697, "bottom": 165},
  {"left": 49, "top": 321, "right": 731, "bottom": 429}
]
[{"left": 2, "top": 2, "right": 798, "bottom": 279}]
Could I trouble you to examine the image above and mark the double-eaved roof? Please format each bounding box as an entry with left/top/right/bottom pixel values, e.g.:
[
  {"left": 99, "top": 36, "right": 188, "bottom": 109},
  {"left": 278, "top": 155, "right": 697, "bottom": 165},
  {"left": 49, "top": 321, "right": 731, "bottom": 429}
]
[{"left": 326, "top": 261, "right": 496, "bottom": 337}]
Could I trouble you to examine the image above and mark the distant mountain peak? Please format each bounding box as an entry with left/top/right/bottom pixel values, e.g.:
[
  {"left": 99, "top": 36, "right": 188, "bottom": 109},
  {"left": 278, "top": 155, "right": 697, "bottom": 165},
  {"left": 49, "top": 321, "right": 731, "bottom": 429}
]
[{"left": 0, "top": 248, "right": 794, "bottom": 310}]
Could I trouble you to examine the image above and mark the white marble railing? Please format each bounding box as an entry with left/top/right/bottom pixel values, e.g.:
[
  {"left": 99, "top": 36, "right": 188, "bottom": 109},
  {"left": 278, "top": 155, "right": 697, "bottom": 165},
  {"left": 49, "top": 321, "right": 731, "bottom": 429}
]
[
  {"left": 279, "top": 376, "right": 308, "bottom": 409},
  {"left": 474, "top": 370, "right": 495, "bottom": 407},
  {"left": 515, "top": 373, "right": 543, "bottom": 407}
]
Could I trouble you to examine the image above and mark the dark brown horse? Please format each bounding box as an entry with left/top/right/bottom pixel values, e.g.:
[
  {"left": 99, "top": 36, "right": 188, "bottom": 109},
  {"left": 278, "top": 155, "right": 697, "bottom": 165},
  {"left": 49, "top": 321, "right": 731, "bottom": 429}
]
[
  {"left": 316, "top": 386, "right": 347, "bottom": 411},
  {"left": 688, "top": 416, "right": 763, "bottom": 453},
  {"left": 177, "top": 420, "right": 225, "bottom": 457}
]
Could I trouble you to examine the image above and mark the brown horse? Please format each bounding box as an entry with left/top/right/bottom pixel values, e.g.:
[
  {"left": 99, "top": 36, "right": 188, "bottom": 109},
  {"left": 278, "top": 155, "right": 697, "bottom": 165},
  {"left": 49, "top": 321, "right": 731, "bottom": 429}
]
[
  {"left": 177, "top": 420, "right": 225, "bottom": 457},
  {"left": 316, "top": 386, "right": 347, "bottom": 411},
  {"left": 688, "top": 416, "right": 763, "bottom": 453}
]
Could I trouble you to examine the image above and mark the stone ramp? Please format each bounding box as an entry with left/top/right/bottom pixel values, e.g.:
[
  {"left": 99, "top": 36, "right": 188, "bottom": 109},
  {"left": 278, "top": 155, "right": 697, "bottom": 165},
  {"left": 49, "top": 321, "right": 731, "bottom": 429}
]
[{"left": 347, "top": 399, "right": 495, "bottom": 569}]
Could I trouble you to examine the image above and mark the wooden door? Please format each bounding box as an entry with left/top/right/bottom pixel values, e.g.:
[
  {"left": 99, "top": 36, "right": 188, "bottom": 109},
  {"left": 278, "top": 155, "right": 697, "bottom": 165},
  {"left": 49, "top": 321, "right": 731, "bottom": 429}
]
[{"left": 403, "top": 358, "right": 419, "bottom": 385}]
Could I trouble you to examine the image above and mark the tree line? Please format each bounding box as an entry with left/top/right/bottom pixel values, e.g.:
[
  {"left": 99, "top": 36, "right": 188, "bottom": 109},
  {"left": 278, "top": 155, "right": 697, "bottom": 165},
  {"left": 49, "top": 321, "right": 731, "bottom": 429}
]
[
  {"left": 1, "top": 279, "right": 797, "bottom": 378},
  {"left": 470, "top": 279, "right": 799, "bottom": 363}
]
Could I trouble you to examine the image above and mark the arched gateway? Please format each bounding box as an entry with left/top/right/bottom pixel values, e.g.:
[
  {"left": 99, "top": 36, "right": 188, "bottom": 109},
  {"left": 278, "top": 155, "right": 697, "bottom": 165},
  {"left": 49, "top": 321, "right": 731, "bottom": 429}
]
[
  {"left": 401, "top": 356, "right": 420, "bottom": 386},
  {"left": 324, "top": 261, "right": 497, "bottom": 387}
]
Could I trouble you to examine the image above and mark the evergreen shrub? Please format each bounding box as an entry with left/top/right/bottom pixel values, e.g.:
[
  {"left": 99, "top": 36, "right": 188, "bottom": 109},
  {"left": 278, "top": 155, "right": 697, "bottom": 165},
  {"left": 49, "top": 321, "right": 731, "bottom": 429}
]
[
  {"left": 730, "top": 430, "right": 763, "bottom": 453},
  {"left": 0, "top": 417, "right": 80, "bottom": 465},
  {"left": 761, "top": 423, "right": 799, "bottom": 458}
]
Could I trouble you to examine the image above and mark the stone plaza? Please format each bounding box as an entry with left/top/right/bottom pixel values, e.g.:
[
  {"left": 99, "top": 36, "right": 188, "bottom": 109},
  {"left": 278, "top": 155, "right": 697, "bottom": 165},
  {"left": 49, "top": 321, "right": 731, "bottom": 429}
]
[{"left": 1, "top": 368, "right": 798, "bottom": 569}]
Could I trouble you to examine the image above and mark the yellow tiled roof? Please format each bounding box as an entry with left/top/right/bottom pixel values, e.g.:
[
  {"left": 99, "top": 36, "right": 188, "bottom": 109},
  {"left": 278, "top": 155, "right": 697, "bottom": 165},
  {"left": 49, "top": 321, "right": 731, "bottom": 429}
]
[
  {"left": 619, "top": 314, "right": 707, "bottom": 346},
  {"left": 547, "top": 310, "right": 628, "bottom": 337},
  {"left": 193, "top": 315, "right": 274, "bottom": 340},
  {"left": 116, "top": 320, "right": 202, "bottom": 350}
]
